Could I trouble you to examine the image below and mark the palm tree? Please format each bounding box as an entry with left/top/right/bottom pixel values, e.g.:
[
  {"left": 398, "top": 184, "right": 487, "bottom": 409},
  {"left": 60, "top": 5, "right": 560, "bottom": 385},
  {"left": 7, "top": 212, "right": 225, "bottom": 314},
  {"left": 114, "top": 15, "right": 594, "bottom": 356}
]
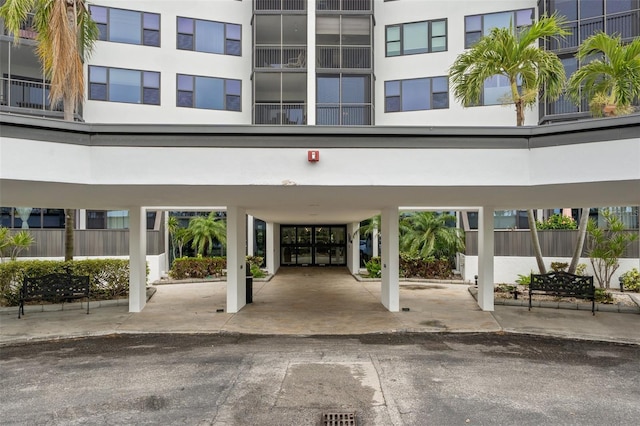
[
  {"left": 399, "top": 212, "right": 464, "bottom": 261},
  {"left": 1, "top": 0, "right": 98, "bottom": 261},
  {"left": 566, "top": 32, "right": 640, "bottom": 117},
  {"left": 450, "top": 15, "right": 568, "bottom": 273},
  {"left": 188, "top": 213, "right": 227, "bottom": 257},
  {"left": 449, "top": 14, "right": 568, "bottom": 126},
  {"left": 168, "top": 216, "right": 191, "bottom": 260}
]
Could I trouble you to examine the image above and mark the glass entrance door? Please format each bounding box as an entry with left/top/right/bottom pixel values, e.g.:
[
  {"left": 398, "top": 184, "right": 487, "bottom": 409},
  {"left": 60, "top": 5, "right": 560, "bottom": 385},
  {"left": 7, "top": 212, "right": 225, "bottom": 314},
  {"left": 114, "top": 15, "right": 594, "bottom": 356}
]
[{"left": 280, "top": 225, "right": 347, "bottom": 266}]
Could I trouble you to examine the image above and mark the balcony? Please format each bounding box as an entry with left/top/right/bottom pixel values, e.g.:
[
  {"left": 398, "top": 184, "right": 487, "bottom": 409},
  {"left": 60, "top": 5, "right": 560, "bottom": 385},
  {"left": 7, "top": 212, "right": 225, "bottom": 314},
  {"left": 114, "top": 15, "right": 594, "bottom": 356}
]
[
  {"left": 316, "top": 104, "right": 372, "bottom": 125},
  {"left": 254, "top": 103, "right": 307, "bottom": 125},
  {"left": 254, "top": 0, "right": 306, "bottom": 12},
  {"left": 255, "top": 46, "right": 306, "bottom": 69},
  {"left": 316, "top": 45, "right": 371, "bottom": 69},
  {"left": 2, "top": 12, "right": 37, "bottom": 40},
  {"left": 0, "top": 76, "right": 64, "bottom": 116},
  {"left": 317, "top": 0, "right": 371, "bottom": 12}
]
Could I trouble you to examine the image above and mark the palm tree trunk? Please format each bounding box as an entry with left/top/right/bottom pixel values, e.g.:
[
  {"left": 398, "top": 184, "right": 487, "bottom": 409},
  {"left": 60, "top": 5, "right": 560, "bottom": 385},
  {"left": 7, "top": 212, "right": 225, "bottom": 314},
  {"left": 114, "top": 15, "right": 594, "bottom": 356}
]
[
  {"left": 568, "top": 207, "right": 590, "bottom": 274},
  {"left": 516, "top": 100, "right": 525, "bottom": 126},
  {"left": 64, "top": 209, "right": 74, "bottom": 261},
  {"left": 63, "top": 91, "right": 74, "bottom": 121},
  {"left": 527, "top": 209, "right": 546, "bottom": 274}
]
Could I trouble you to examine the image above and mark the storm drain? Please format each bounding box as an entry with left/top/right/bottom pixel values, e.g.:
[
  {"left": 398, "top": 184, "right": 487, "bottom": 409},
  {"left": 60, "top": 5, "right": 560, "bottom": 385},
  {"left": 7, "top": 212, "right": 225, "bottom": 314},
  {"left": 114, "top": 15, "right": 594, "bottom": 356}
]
[{"left": 321, "top": 411, "right": 356, "bottom": 425}]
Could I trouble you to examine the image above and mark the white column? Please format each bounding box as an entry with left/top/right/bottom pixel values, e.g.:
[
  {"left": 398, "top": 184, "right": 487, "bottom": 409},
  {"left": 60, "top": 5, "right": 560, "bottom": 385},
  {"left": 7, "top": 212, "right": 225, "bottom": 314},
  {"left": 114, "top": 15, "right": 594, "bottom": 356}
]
[
  {"left": 380, "top": 207, "right": 399, "bottom": 312},
  {"left": 129, "top": 207, "right": 147, "bottom": 312},
  {"left": 373, "top": 228, "right": 379, "bottom": 258},
  {"left": 247, "top": 215, "right": 254, "bottom": 256},
  {"left": 307, "top": 0, "right": 316, "bottom": 125},
  {"left": 346, "top": 222, "right": 360, "bottom": 275},
  {"left": 77, "top": 209, "right": 87, "bottom": 230},
  {"left": 163, "top": 211, "right": 170, "bottom": 274},
  {"left": 477, "top": 206, "right": 495, "bottom": 311},
  {"left": 226, "top": 206, "right": 247, "bottom": 313},
  {"left": 266, "top": 221, "right": 277, "bottom": 274}
]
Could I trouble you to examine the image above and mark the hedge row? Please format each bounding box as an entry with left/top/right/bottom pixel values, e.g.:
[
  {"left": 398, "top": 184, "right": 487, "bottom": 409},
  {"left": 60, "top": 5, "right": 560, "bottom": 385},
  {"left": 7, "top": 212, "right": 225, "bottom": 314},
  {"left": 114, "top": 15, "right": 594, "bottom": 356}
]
[
  {"left": 0, "top": 259, "right": 136, "bottom": 307},
  {"left": 399, "top": 254, "right": 454, "bottom": 279},
  {"left": 170, "top": 257, "right": 226, "bottom": 279}
]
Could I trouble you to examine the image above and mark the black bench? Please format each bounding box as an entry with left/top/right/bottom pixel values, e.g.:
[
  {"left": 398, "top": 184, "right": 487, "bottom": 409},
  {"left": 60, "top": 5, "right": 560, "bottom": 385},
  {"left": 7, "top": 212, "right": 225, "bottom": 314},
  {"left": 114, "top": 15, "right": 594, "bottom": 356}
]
[
  {"left": 529, "top": 271, "right": 595, "bottom": 315},
  {"left": 19, "top": 273, "right": 90, "bottom": 318}
]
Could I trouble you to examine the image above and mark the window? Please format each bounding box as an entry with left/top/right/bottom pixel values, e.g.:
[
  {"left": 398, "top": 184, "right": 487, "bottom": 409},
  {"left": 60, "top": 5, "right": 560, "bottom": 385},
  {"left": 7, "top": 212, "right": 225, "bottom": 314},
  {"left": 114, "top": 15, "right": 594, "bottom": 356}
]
[
  {"left": 90, "top": 6, "right": 160, "bottom": 47},
  {"left": 465, "top": 9, "right": 533, "bottom": 47},
  {"left": 385, "top": 76, "right": 449, "bottom": 112},
  {"left": 316, "top": 74, "right": 372, "bottom": 125},
  {"left": 386, "top": 19, "right": 447, "bottom": 56},
  {"left": 89, "top": 66, "right": 160, "bottom": 105},
  {"left": 177, "top": 17, "right": 241, "bottom": 56},
  {"left": 176, "top": 74, "right": 241, "bottom": 111}
]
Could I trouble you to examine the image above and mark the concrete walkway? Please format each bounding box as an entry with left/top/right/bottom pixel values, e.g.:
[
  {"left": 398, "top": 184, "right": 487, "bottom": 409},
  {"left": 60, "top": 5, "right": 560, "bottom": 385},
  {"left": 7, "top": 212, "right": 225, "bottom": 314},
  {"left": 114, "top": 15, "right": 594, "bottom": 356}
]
[{"left": 1, "top": 267, "right": 638, "bottom": 345}]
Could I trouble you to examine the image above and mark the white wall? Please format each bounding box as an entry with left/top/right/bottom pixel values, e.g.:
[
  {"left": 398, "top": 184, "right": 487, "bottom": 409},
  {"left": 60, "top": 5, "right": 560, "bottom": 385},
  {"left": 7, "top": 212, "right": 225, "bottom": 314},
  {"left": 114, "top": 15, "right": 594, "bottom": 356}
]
[
  {"left": 460, "top": 254, "right": 640, "bottom": 289},
  {"left": 82, "top": 0, "right": 252, "bottom": 124},
  {"left": 374, "top": 0, "right": 539, "bottom": 127}
]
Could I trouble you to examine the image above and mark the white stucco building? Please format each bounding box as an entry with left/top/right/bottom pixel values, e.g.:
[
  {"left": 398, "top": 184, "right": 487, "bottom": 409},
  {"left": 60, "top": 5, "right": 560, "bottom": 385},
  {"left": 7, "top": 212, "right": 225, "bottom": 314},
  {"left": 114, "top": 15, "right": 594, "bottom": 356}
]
[{"left": 1, "top": 0, "right": 639, "bottom": 314}]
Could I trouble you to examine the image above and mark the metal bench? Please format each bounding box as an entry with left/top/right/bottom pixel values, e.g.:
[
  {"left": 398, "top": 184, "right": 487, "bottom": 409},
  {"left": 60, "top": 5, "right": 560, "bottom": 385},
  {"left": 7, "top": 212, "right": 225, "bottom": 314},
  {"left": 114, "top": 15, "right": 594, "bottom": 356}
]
[
  {"left": 530, "top": 271, "right": 595, "bottom": 315},
  {"left": 19, "top": 273, "right": 90, "bottom": 318}
]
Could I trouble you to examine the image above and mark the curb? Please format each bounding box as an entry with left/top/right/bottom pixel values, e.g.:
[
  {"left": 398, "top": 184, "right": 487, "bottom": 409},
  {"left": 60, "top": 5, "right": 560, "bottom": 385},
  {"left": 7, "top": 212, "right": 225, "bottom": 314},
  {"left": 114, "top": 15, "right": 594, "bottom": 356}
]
[{"left": 468, "top": 286, "right": 640, "bottom": 314}]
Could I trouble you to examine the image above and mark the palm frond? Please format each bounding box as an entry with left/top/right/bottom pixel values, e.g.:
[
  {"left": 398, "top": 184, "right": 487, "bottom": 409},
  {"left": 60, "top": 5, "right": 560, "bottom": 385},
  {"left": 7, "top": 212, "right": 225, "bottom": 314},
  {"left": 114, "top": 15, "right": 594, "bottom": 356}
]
[{"left": 0, "top": 0, "right": 38, "bottom": 43}]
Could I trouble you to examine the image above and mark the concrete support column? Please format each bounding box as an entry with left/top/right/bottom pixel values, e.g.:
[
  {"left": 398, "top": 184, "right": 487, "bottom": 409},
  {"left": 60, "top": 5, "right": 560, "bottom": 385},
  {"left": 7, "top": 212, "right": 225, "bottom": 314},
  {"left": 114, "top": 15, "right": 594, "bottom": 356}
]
[
  {"left": 477, "top": 206, "right": 495, "bottom": 311},
  {"left": 226, "top": 206, "right": 247, "bottom": 313},
  {"left": 247, "top": 215, "right": 254, "bottom": 256},
  {"left": 266, "top": 221, "right": 278, "bottom": 275},
  {"left": 129, "top": 207, "right": 147, "bottom": 313},
  {"left": 346, "top": 222, "right": 359, "bottom": 275},
  {"left": 77, "top": 209, "right": 87, "bottom": 230},
  {"left": 373, "top": 227, "right": 379, "bottom": 258},
  {"left": 381, "top": 207, "right": 399, "bottom": 312}
]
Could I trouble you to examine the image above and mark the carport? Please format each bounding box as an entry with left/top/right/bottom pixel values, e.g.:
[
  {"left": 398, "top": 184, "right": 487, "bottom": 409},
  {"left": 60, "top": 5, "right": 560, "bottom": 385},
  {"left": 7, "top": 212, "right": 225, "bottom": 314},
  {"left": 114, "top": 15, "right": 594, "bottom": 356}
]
[{"left": 1, "top": 113, "right": 638, "bottom": 315}]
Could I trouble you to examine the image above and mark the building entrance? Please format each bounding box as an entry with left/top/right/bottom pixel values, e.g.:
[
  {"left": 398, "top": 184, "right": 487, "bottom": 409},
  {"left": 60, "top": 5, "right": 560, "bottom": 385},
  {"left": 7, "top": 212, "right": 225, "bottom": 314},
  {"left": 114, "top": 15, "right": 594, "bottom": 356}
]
[{"left": 280, "top": 225, "right": 347, "bottom": 266}]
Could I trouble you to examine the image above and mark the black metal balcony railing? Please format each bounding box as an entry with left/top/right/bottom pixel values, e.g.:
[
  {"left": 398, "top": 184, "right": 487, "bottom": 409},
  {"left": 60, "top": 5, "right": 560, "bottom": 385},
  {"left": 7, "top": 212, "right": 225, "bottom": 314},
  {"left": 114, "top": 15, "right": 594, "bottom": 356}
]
[
  {"left": 0, "top": 76, "right": 62, "bottom": 112},
  {"left": 255, "top": 46, "right": 306, "bottom": 69},
  {"left": 548, "top": 10, "right": 639, "bottom": 51},
  {"left": 316, "top": 104, "right": 372, "bottom": 126},
  {"left": 254, "top": 0, "right": 306, "bottom": 12},
  {"left": 317, "top": 0, "right": 371, "bottom": 12},
  {"left": 316, "top": 45, "right": 371, "bottom": 69},
  {"left": 254, "top": 103, "right": 307, "bottom": 125}
]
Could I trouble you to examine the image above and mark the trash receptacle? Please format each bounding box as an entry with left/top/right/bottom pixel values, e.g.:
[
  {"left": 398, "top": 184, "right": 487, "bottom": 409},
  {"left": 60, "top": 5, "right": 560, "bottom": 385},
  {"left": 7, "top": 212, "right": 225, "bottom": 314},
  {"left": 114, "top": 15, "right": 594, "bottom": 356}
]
[{"left": 246, "top": 262, "right": 253, "bottom": 304}]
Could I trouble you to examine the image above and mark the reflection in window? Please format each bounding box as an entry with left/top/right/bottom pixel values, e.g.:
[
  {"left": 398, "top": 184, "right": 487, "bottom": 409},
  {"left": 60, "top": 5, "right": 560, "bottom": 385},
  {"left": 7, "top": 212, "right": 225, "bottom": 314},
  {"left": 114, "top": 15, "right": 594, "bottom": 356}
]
[
  {"left": 465, "top": 9, "right": 533, "bottom": 48},
  {"left": 386, "top": 19, "right": 447, "bottom": 56},
  {"left": 90, "top": 6, "right": 160, "bottom": 47},
  {"left": 385, "top": 76, "right": 449, "bottom": 112},
  {"left": 89, "top": 66, "right": 160, "bottom": 105},
  {"left": 177, "top": 17, "right": 241, "bottom": 56},
  {"left": 176, "top": 74, "right": 241, "bottom": 111}
]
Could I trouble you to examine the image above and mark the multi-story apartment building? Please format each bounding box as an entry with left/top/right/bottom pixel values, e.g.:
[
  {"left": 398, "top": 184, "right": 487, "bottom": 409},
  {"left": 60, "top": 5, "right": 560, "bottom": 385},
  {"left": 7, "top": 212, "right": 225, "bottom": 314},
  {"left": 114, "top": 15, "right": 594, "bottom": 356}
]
[{"left": 1, "top": 1, "right": 639, "bottom": 311}]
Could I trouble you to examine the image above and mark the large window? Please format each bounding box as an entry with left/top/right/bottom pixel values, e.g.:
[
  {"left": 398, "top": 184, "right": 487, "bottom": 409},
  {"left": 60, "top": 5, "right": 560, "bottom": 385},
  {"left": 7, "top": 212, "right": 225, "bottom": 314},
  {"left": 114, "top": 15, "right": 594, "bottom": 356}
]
[
  {"left": 176, "top": 74, "right": 241, "bottom": 111},
  {"left": 177, "top": 17, "right": 241, "bottom": 56},
  {"left": 386, "top": 19, "right": 447, "bottom": 56},
  {"left": 316, "top": 74, "right": 371, "bottom": 125},
  {"left": 88, "top": 66, "right": 160, "bottom": 105},
  {"left": 90, "top": 6, "right": 160, "bottom": 47},
  {"left": 465, "top": 9, "right": 533, "bottom": 47},
  {"left": 385, "top": 76, "right": 449, "bottom": 112}
]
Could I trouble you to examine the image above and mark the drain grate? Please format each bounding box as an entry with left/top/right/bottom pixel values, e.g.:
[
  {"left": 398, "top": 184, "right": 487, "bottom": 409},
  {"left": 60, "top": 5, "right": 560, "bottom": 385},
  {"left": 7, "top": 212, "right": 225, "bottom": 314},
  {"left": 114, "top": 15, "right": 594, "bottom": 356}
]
[{"left": 322, "top": 411, "right": 356, "bottom": 425}]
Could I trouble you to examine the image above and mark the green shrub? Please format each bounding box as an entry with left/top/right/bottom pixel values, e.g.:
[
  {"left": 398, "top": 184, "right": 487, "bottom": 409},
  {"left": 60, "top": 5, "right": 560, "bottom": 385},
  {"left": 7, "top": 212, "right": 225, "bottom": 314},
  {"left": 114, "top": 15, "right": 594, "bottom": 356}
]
[
  {"left": 246, "top": 256, "right": 264, "bottom": 268},
  {"left": 594, "top": 288, "right": 614, "bottom": 304},
  {"left": 515, "top": 273, "right": 531, "bottom": 286},
  {"left": 0, "top": 259, "right": 134, "bottom": 306},
  {"left": 170, "top": 257, "right": 226, "bottom": 279},
  {"left": 399, "top": 253, "right": 453, "bottom": 279},
  {"left": 536, "top": 214, "right": 577, "bottom": 230},
  {"left": 550, "top": 262, "right": 568, "bottom": 272},
  {"left": 250, "top": 264, "right": 266, "bottom": 278},
  {"left": 365, "top": 257, "right": 382, "bottom": 278},
  {"left": 620, "top": 268, "right": 640, "bottom": 292}
]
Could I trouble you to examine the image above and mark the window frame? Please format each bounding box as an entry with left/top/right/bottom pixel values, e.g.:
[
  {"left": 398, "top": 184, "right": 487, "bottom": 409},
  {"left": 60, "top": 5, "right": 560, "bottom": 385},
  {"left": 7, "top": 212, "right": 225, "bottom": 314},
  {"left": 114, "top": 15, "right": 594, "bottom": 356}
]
[
  {"left": 464, "top": 8, "right": 534, "bottom": 48},
  {"left": 89, "top": 5, "right": 160, "bottom": 47},
  {"left": 176, "top": 74, "right": 242, "bottom": 111},
  {"left": 176, "top": 17, "right": 242, "bottom": 56},
  {"left": 385, "top": 18, "right": 448, "bottom": 57},
  {"left": 384, "top": 76, "right": 449, "bottom": 113},
  {"left": 88, "top": 66, "right": 161, "bottom": 105}
]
